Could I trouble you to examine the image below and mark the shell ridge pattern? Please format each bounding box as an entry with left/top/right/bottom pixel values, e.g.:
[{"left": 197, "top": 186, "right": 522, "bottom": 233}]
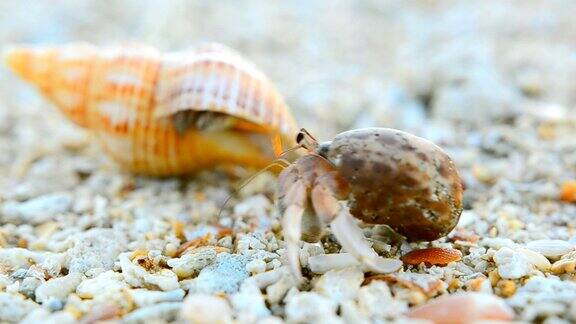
[{"left": 5, "top": 42, "right": 299, "bottom": 175}]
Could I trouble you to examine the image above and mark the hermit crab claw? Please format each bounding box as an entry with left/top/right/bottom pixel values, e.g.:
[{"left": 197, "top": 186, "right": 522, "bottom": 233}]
[{"left": 330, "top": 206, "right": 403, "bottom": 273}]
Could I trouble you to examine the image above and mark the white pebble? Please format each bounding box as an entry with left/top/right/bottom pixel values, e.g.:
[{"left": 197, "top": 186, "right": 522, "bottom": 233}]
[
  {"left": 180, "top": 294, "right": 232, "bottom": 324},
  {"left": 167, "top": 248, "right": 216, "bottom": 279},
  {"left": 187, "top": 253, "right": 248, "bottom": 294},
  {"left": 517, "top": 248, "right": 551, "bottom": 271},
  {"left": 308, "top": 253, "right": 361, "bottom": 274},
  {"left": 242, "top": 267, "right": 286, "bottom": 289},
  {"left": 231, "top": 283, "right": 270, "bottom": 318},
  {"left": 525, "top": 240, "right": 574, "bottom": 258},
  {"left": 119, "top": 253, "right": 180, "bottom": 291},
  {"left": 0, "top": 292, "right": 40, "bottom": 322},
  {"left": 124, "top": 302, "right": 181, "bottom": 324},
  {"left": 1, "top": 192, "right": 73, "bottom": 224},
  {"left": 76, "top": 270, "right": 128, "bottom": 298},
  {"left": 35, "top": 272, "right": 83, "bottom": 303},
  {"left": 285, "top": 292, "right": 338, "bottom": 323},
  {"left": 21, "top": 308, "right": 75, "bottom": 324},
  {"left": 266, "top": 271, "right": 299, "bottom": 304},
  {"left": 129, "top": 289, "right": 185, "bottom": 307},
  {"left": 314, "top": 267, "right": 364, "bottom": 303},
  {"left": 67, "top": 228, "right": 127, "bottom": 273},
  {"left": 246, "top": 259, "right": 267, "bottom": 274},
  {"left": 358, "top": 281, "right": 408, "bottom": 318},
  {"left": 0, "top": 248, "right": 49, "bottom": 269},
  {"left": 493, "top": 247, "right": 534, "bottom": 279}
]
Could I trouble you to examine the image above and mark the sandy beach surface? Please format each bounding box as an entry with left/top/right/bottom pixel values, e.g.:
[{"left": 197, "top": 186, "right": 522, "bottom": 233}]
[{"left": 0, "top": 1, "right": 575, "bottom": 323}]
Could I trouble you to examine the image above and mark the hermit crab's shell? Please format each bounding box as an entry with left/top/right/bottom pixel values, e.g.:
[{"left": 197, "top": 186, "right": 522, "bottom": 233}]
[
  {"left": 155, "top": 43, "right": 296, "bottom": 135},
  {"left": 4, "top": 43, "right": 299, "bottom": 176},
  {"left": 319, "top": 128, "right": 463, "bottom": 241}
]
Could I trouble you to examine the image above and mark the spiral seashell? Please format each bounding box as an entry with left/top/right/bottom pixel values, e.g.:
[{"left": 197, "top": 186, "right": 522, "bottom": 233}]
[{"left": 4, "top": 43, "right": 298, "bottom": 175}]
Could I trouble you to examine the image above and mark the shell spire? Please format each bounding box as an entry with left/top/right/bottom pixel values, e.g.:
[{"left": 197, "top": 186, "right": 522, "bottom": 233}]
[
  {"left": 5, "top": 43, "right": 298, "bottom": 176},
  {"left": 4, "top": 44, "right": 99, "bottom": 127}
]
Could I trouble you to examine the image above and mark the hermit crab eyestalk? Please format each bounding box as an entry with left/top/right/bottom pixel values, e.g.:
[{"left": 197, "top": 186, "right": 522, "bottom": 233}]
[{"left": 295, "top": 128, "right": 319, "bottom": 152}]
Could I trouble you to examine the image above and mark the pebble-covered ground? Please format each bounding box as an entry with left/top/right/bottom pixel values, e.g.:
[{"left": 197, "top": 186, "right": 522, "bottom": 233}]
[{"left": 1, "top": 1, "right": 576, "bottom": 323}]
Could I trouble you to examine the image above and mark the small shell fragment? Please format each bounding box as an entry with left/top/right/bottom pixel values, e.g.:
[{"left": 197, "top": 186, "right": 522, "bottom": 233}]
[
  {"left": 560, "top": 181, "right": 576, "bottom": 202},
  {"left": 402, "top": 247, "right": 462, "bottom": 266},
  {"left": 364, "top": 273, "right": 445, "bottom": 297},
  {"left": 525, "top": 240, "right": 574, "bottom": 258},
  {"left": 308, "top": 253, "right": 361, "bottom": 274},
  {"left": 516, "top": 248, "right": 551, "bottom": 271},
  {"left": 180, "top": 294, "right": 232, "bottom": 324},
  {"left": 493, "top": 247, "right": 533, "bottom": 279},
  {"left": 551, "top": 251, "right": 576, "bottom": 274},
  {"left": 406, "top": 292, "right": 515, "bottom": 324}
]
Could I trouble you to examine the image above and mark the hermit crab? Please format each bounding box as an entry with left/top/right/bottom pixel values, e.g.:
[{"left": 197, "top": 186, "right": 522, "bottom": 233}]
[
  {"left": 4, "top": 43, "right": 298, "bottom": 176},
  {"left": 278, "top": 128, "right": 463, "bottom": 280}
]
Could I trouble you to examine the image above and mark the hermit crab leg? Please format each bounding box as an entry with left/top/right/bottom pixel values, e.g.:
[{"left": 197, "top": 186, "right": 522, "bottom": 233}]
[
  {"left": 330, "top": 206, "right": 403, "bottom": 273},
  {"left": 282, "top": 204, "right": 305, "bottom": 282},
  {"left": 279, "top": 170, "right": 308, "bottom": 282}
]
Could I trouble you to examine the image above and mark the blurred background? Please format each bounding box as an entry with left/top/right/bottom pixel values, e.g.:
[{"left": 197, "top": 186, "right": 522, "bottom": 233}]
[
  {"left": 0, "top": 2, "right": 575, "bottom": 322},
  {"left": 1, "top": 0, "right": 575, "bottom": 139}
]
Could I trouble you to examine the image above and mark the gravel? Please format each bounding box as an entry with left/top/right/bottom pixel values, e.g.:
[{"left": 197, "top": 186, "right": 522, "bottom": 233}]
[{"left": 1, "top": 1, "right": 576, "bottom": 323}]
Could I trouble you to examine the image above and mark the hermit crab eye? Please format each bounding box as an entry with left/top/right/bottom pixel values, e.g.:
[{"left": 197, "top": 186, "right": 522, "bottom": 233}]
[{"left": 296, "top": 132, "right": 305, "bottom": 144}]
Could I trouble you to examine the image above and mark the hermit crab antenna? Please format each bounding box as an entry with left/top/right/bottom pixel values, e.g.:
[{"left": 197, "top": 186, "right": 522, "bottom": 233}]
[
  {"left": 218, "top": 159, "right": 292, "bottom": 219},
  {"left": 277, "top": 144, "right": 304, "bottom": 159}
]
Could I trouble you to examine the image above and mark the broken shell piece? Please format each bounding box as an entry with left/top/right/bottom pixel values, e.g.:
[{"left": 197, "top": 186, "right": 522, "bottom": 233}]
[
  {"left": 364, "top": 273, "right": 445, "bottom": 297},
  {"left": 285, "top": 292, "right": 338, "bottom": 323},
  {"left": 308, "top": 253, "right": 361, "bottom": 274},
  {"left": 76, "top": 270, "right": 128, "bottom": 298},
  {"left": 560, "top": 181, "right": 576, "bottom": 202},
  {"left": 124, "top": 302, "right": 181, "bottom": 323},
  {"left": 551, "top": 251, "right": 576, "bottom": 274},
  {"left": 77, "top": 304, "right": 122, "bottom": 323},
  {"left": 448, "top": 229, "right": 480, "bottom": 243},
  {"left": 308, "top": 253, "right": 402, "bottom": 274},
  {"left": 35, "top": 272, "right": 83, "bottom": 303},
  {"left": 406, "top": 292, "right": 515, "bottom": 324},
  {"left": 402, "top": 247, "right": 462, "bottom": 266},
  {"left": 79, "top": 304, "right": 122, "bottom": 324},
  {"left": 313, "top": 267, "right": 364, "bottom": 303},
  {"left": 358, "top": 281, "right": 408, "bottom": 318},
  {"left": 242, "top": 267, "right": 286, "bottom": 290},
  {"left": 493, "top": 247, "right": 533, "bottom": 279},
  {"left": 129, "top": 289, "right": 185, "bottom": 308},
  {"left": 516, "top": 248, "right": 551, "bottom": 271},
  {"left": 119, "top": 253, "right": 180, "bottom": 291},
  {"left": 525, "top": 239, "right": 574, "bottom": 258},
  {"left": 231, "top": 284, "right": 270, "bottom": 318},
  {"left": 167, "top": 248, "right": 216, "bottom": 279}
]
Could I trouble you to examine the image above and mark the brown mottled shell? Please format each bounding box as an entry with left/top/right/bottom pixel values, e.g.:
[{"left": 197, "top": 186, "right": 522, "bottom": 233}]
[
  {"left": 402, "top": 247, "right": 462, "bottom": 266},
  {"left": 319, "top": 128, "right": 463, "bottom": 241},
  {"left": 4, "top": 43, "right": 298, "bottom": 176}
]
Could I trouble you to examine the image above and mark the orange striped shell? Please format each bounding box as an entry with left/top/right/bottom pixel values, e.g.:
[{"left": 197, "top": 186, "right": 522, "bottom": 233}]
[
  {"left": 402, "top": 247, "right": 462, "bottom": 266},
  {"left": 4, "top": 43, "right": 298, "bottom": 176}
]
